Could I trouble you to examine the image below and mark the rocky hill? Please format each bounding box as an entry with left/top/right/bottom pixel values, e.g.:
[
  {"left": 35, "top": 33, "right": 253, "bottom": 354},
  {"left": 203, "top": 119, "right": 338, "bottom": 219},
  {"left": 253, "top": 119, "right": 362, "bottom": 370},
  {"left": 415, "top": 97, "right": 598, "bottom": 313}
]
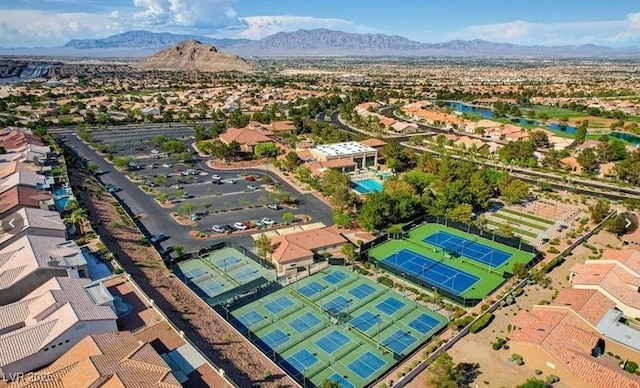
[{"left": 137, "top": 40, "right": 253, "bottom": 72}]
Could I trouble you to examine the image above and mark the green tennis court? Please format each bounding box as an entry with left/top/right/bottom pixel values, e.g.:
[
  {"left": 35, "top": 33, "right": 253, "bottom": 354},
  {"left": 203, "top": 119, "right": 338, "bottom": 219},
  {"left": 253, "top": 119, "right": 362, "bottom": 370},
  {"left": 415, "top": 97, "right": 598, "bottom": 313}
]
[
  {"left": 367, "top": 223, "right": 535, "bottom": 305},
  {"left": 229, "top": 267, "right": 447, "bottom": 388}
]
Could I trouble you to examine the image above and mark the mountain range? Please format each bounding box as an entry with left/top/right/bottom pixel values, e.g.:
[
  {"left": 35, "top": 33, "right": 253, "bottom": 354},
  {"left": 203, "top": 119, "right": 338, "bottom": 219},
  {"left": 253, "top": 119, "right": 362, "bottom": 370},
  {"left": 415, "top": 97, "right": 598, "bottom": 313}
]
[{"left": 10, "top": 29, "right": 640, "bottom": 57}]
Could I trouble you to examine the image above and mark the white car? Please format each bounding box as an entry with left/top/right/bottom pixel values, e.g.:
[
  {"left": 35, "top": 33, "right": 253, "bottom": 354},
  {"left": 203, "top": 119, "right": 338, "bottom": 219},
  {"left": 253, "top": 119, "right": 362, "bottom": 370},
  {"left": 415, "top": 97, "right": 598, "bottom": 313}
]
[
  {"left": 222, "top": 179, "right": 235, "bottom": 184},
  {"left": 261, "top": 217, "right": 276, "bottom": 226},
  {"left": 150, "top": 149, "right": 160, "bottom": 155},
  {"left": 163, "top": 163, "right": 172, "bottom": 168},
  {"left": 212, "top": 175, "right": 221, "bottom": 180},
  {"left": 211, "top": 225, "right": 225, "bottom": 233},
  {"left": 247, "top": 185, "right": 258, "bottom": 190},
  {"left": 171, "top": 184, "right": 182, "bottom": 189},
  {"left": 233, "top": 222, "right": 247, "bottom": 230},
  {"left": 147, "top": 164, "right": 155, "bottom": 169}
]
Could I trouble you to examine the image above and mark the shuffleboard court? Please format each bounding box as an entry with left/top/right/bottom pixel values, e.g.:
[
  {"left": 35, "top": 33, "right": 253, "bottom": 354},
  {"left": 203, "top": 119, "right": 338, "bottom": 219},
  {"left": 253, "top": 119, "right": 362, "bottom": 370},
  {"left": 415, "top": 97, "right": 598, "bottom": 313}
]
[
  {"left": 297, "top": 281, "right": 325, "bottom": 298},
  {"left": 423, "top": 231, "right": 511, "bottom": 268},
  {"left": 383, "top": 249, "right": 478, "bottom": 295},
  {"left": 348, "top": 352, "right": 386, "bottom": 380},
  {"left": 264, "top": 295, "right": 295, "bottom": 314}
]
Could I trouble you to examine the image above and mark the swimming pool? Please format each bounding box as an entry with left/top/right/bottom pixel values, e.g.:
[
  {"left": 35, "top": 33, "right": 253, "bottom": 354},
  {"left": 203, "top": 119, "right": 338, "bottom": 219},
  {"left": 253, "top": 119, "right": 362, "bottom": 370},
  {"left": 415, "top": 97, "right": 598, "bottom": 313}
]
[
  {"left": 352, "top": 178, "right": 383, "bottom": 194},
  {"left": 54, "top": 196, "right": 71, "bottom": 212},
  {"left": 53, "top": 187, "right": 72, "bottom": 197}
]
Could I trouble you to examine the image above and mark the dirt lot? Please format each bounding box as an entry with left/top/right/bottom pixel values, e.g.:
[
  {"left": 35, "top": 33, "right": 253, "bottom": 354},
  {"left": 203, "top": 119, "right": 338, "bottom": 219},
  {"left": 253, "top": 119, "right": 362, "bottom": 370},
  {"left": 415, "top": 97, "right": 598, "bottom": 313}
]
[{"left": 70, "top": 165, "right": 296, "bottom": 388}]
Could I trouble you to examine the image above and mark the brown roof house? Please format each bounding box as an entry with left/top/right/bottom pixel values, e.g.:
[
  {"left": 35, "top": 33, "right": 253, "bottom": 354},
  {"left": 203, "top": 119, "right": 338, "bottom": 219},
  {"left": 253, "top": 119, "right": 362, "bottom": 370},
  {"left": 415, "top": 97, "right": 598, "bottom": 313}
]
[
  {"left": 0, "top": 208, "right": 66, "bottom": 250},
  {"left": 0, "top": 186, "right": 53, "bottom": 217},
  {"left": 269, "top": 120, "right": 296, "bottom": 134},
  {"left": 218, "top": 128, "right": 274, "bottom": 153},
  {"left": 0, "top": 277, "right": 117, "bottom": 377},
  {"left": 0, "top": 235, "right": 87, "bottom": 305},
  {"left": 268, "top": 227, "right": 347, "bottom": 276},
  {"left": 4, "top": 331, "right": 181, "bottom": 387}
]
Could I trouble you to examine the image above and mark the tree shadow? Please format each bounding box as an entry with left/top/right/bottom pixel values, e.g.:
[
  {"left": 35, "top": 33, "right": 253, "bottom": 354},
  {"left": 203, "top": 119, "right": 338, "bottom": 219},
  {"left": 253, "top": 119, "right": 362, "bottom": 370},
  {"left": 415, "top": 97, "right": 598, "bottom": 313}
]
[{"left": 458, "top": 362, "right": 482, "bottom": 388}]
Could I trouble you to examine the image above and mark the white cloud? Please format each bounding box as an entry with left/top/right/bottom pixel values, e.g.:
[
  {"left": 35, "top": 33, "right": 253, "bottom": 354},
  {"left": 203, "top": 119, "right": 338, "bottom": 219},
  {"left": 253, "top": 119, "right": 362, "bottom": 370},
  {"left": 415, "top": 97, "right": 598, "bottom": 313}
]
[
  {"left": 0, "top": 10, "right": 122, "bottom": 46},
  {"left": 442, "top": 14, "right": 640, "bottom": 46},
  {"left": 233, "top": 15, "right": 376, "bottom": 40},
  {"left": 132, "top": 0, "right": 244, "bottom": 29}
]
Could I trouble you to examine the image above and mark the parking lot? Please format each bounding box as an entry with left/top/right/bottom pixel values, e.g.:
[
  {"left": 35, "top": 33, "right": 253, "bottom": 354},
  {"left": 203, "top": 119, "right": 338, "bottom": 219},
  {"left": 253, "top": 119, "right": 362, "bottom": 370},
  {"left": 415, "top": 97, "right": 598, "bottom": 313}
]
[{"left": 59, "top": 127, "right": 332, "bottom": 253}]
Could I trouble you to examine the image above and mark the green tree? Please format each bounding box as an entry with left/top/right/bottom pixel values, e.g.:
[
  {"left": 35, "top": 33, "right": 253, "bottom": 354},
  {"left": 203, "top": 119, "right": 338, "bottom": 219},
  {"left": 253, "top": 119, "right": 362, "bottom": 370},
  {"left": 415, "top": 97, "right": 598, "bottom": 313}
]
[
  {"left": 499, "top": 139, "right": 536, "bottom": 167},
  {"left": 516, "top": 378, "right": 550, "bottom": 388},
  {"left": 427, "top": 352, "right": 461, "bottom": 388},
  {"left": 576, "top": 148, "right": 599, "bottom": 175},
  {"left": 529, "top": 131, "right": 551, "bottom": 148},
  {"left": 321, "top": 379, "right": 341, "bottom": 388},
  {"left": 333, "top": 210, "right": 352, "bottom": 228},
  {"left": 499, "top": 177, "right": 530, "bottom": 205},
  {"left": 255, "top": 234, "right": 273, "bottom": 260},
  {"left": 254, "top": 142, "right": 279, "bottom": 158},
  {"left": 512, "top": 262, "right": 528, "bottom": 279},
  {"left": 496, "top": 222, "right": 515, "bottom": 238},
  {"left": 112, "top": 156, "right": 134, "bottom": 170},
  {"left": 283, "top": 151, "right": 303, "bottom": 171},
  {"left": 605, "top": 214, "right": 628, "bottom": 235},
  {"left": 282, "top": 211, "right": 295, "bottom": 224},
  {"left": 382, "top": 139, "right": 410, "bottom": 172},
  {"left": 448, "top": 203, "right": 473, "bottom": 224},
  {"left": 589, "top": 200, "right": 610, "bottom": 223},
  {"left": 178, "top": 202, "right": 197, "bottom": 217},
  {"left": 575, "top": 121, "right": 588, "bottom": 143},
  {"left": 340, "top": 243, "right": 358, "bottom": 263}
]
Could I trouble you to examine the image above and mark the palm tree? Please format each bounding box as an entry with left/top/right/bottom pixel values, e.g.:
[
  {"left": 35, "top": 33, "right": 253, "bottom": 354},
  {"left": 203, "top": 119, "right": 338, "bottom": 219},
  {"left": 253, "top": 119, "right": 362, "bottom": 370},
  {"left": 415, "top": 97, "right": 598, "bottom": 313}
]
[{"left": 64, "top": 207, "right": 89, "bottom": 234}]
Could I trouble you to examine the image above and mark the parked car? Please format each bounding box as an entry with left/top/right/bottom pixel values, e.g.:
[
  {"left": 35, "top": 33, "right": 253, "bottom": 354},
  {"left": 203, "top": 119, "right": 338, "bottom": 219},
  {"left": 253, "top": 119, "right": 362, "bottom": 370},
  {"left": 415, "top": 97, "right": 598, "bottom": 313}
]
[
  {"left": 190, "top": 214, "right": 201, "bottom": 221},
  {"left": 163, "top": 163, "right": 172, "bottom": 168},
  {"left": 261, "top": 217, "right": 276, "bottom": 226},
  {"left": 222, "top": 224, "right": 233, "bottom": 232},
  {"left": 242, "top": 220, "right": 255, "bottom": 228},
  {"left": 222, "top": 179, "right": 236, "bottom": 184},
  {"left": 194, "top": 210, "right": 208, "bottom": 216},
  {"left": 212, "top": 225, "right": 226, "bottom": 233},
  {"left": 267, "top": 203, "right": 280, "bottom": 210},
  {"left": 247, "top": 185, "right": 258, "bottom": 190},
  {"left": 107, "top": 185, "right": 121, "bottom": 193},
  {"left": 181, "top": 192, "right": 194, "bottom": 199},
  {"left": 171, "top": 184, "right": 183, "bottom": 189},
  {"left": 149, "top": 233, "right": 165, "bottom": 243},
  {"left": 211, "top": 179, "right": 222, "bottom": 185},
  {"left": 159, "top": 245, "right": 174, "bottom": 255},
  {"left": 233, "top": 222, "right": 248, "bottom": 230},
  {"left": 212, "top": 175, "right": 222, "bottom": 180},
  {"left": 145, "top": 181, "right": 156, "bottom": 187},
  {"left": 245, "top": 176, "right": 256, "bottom": 181},
  {"left": 147, "top": 164, "right": 155, "bottom": 169}
]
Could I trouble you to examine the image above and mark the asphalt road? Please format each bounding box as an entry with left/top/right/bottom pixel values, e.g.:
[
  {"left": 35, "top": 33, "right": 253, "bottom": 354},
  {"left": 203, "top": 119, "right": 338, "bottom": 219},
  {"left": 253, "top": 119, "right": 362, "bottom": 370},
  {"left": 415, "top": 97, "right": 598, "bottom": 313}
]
[{"left": 58, "top": 133, "right": 333, "bottom": 252}]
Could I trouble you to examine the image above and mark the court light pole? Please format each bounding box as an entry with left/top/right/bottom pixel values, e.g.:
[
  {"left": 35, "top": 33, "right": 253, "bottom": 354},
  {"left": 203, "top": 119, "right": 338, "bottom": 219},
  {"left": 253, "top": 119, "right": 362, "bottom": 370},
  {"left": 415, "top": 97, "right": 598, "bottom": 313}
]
[
  {"left": 377, "top": 320, "right": 381, "bottom": 350},
  {"left": 401, "top": 273, "right": 406, "bottom": 297}
]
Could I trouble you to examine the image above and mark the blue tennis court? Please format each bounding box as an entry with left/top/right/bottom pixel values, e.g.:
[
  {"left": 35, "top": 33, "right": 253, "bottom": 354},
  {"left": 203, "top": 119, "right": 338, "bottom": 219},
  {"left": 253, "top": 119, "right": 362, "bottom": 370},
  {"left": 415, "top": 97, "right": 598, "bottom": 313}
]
[
  {"left": 349, "top": 311, "right": 381, "bottom": 332},
  {"left": 423, "top": 231, "right": 511, "bottom": 268},
  {"left": 347, "top": 352, "right": 386, "bottom": 380},
  {"left": 327, "top": 374, "right": 355, "bottom": 388},
  {"left": 348, "top": 283, "right": 376, "bottom": 300},
  {"left": 286, "top": 349, "right": 319, "bottom": 373},
  {"left": 382, "top": 330, "right": 417, "bottom": 354},
  {"left": 238, "top": 311, "right": 264, "bottom": 327},
  {"left": 298, "top": 281, "right": 325, "bottom": 298},
  {"left": 262, "top": 328, "right": 290, "bottom": 350},
  {"left": 289, "top": 312, "right": 321, "bottom": 334},
  {"left": 383, "top": 249, "right": 479, "bottom": 295},
  {"left": 315, "top": 330, "right": 351, "bottom": 354},
  {"left": 323, "top": 271, "right": 349, "bottom": 284},
  {"left": 375, "top": 297, "right": 405, "bottom": 316},
  {"left": 408, "top": 313, "right": 440, "bottom": 334},
  {"left": 264, "top": 296, "right": 295, "bottom": 314},
  {"left": 323, "top": 296, "right": 351, "bottom": 314}
]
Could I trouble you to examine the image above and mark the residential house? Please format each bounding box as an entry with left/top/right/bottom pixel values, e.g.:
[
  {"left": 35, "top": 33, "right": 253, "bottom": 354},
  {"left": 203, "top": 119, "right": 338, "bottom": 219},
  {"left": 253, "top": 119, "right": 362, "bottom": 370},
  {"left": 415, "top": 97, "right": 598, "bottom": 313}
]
[
  {"left": 268, "top": 227, "right": 347, "bottom": 275},
  {"left": 0, "top": 130, "right": 44, "bottom": 151},
  {"left": 569, "top": 249, "right": 640, "bottom": 317},
  {"left": 561, "top": 156, "right": 583, "bottom": 174},
  {"left": 391, "top": 121, "right": 419, "bottom": 134},
  {"left": 0, "top": 207, "right": 67, "bottom": 249},
  {"left": 0, "top": 277, "right": 117, "bottom": 377},
  {"left": 549, "top": 136, "right": 576, "bottom": 150},
  {"left": 598, "top": 162, "right": 617, "bottom": 178},
  {"left": 269, "top": 120, "right": 296, "bottom": 134},
  {"left": 4, "top": 331, "right": 181, "bottom": 387},
  {"left": 379, "top": 117, "right": 396, "bottom": 128},
  {"left": 218, "top": 128, "right": 274, "bottom": 153},
  {"left": 0, "top": 171, "right": 52, "bottom": 193},
  {"left": 309, "top": 141, "right": 378, "bottom": 170},
  {"left": 0, "top": 160, "right": 50, "bottom": 180},
  {"left": 0, "top": 235, "right": 87, "bottom": 305},
  {"left": 0, "top": 185, "right": 53, "bottom": 217},
  {"left": 359, "top": 138, "right": 387, "bottom": 152}
]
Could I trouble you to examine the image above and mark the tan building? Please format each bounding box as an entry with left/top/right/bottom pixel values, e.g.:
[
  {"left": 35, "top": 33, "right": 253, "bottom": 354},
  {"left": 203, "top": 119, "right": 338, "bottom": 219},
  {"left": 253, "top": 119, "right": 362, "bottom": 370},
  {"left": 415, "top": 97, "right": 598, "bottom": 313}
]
[
  {"left": 509, "top": 288, "right": 640, "bottom": 388},
  {"left": 0, "top": 235, "right": 87, "bottom": 305},
  {"left": 218, "top": 127, "right": 274, "bottom": 153},
  {"left": 269, "top": 120, "right": 296, "bottom": 134},
  {"left": 269, "top": 227, "right": 347, "bottom": 275},
  {"left": 0, "top": 277, "right": 117, "bottom": 377},
  {"left": 4, "top": 331, "right": 181, "bottom": 387},
  {"left": 309, "top": 141, "right": 378, "bottom": 170},
  {"left": 0, "top": 207, "right": 67, "bottom": 250}
]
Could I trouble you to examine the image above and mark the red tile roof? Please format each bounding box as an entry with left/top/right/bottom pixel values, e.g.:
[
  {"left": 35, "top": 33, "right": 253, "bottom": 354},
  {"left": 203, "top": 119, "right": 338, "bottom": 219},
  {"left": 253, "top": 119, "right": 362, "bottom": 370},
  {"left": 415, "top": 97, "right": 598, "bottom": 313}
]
[
  {"left": 270, "top": 228, "right": 346, "bottom": 264},
  {"left": 0, "top": 186, "right": 51, "bottom": 216}
]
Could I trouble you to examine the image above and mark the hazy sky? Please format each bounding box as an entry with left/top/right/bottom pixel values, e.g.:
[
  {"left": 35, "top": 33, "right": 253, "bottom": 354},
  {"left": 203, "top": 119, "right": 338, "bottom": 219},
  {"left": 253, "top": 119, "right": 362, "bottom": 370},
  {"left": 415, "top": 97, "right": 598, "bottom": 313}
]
[{"left": 1, "top": 0, "right": 639, "bottom": 47}]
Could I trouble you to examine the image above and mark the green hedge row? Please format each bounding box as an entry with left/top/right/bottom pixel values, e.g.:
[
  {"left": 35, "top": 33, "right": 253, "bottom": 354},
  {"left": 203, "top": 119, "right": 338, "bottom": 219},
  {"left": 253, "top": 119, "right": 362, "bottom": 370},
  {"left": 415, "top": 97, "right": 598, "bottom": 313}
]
[{"left": 470, "top": 312, "right": 494, "bottom": 334}]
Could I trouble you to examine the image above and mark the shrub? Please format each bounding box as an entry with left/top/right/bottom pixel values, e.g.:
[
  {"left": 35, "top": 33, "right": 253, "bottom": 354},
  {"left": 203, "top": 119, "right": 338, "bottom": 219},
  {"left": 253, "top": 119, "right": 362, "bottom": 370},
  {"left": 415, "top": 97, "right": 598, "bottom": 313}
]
[
  {"left": 377, "top": 276, "right": 394, "bottom": 288},
  {"left": 625, "top": 361, "right": 638, "bottom": 374},
  {"left": 480, "top": 303, "right": 490, "bottom": 312},
  {"left": 509, "top": 353, "right": 524, "bottom": 366},
  {"left": 262, "top": 370, "right": 272, "bottom": 380},
  {"left": 547, "top": 246, "right": 560, "bottom": 254},
  {"left": 113, "top": 267, "right": 123, "bottom": 275},
  {"left": 535, "top": 369, "right": 542, "bottom": 375},
  {"left": 546, "top": 374, "right": 560, "bottom": 384},
  {"left": 470, "top": 313, "right": 494, "bottom": 334}
]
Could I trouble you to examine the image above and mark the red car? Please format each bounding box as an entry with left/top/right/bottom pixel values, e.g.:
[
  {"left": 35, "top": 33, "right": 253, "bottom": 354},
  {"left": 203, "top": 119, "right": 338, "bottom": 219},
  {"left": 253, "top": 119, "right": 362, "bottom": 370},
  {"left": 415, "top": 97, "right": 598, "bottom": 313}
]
[{"left": 245, "top": 176, "right": 256, "bottom": 181}]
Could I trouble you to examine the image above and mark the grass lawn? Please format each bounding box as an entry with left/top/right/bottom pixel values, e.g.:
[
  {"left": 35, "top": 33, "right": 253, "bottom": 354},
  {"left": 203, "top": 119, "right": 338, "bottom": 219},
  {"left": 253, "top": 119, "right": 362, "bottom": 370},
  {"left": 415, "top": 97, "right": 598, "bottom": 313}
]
[
  {"left": 499, "top": 208, "right": 555, "bottom": 225},
  {"left": 526, "top": 105, "right": 584, "bottom": 118},
  {"left": 487, "top": 220, "right": 538, "bottom": 238},
  {"left": 492, "top": 212, "right": 548, "bottom": 231}
]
